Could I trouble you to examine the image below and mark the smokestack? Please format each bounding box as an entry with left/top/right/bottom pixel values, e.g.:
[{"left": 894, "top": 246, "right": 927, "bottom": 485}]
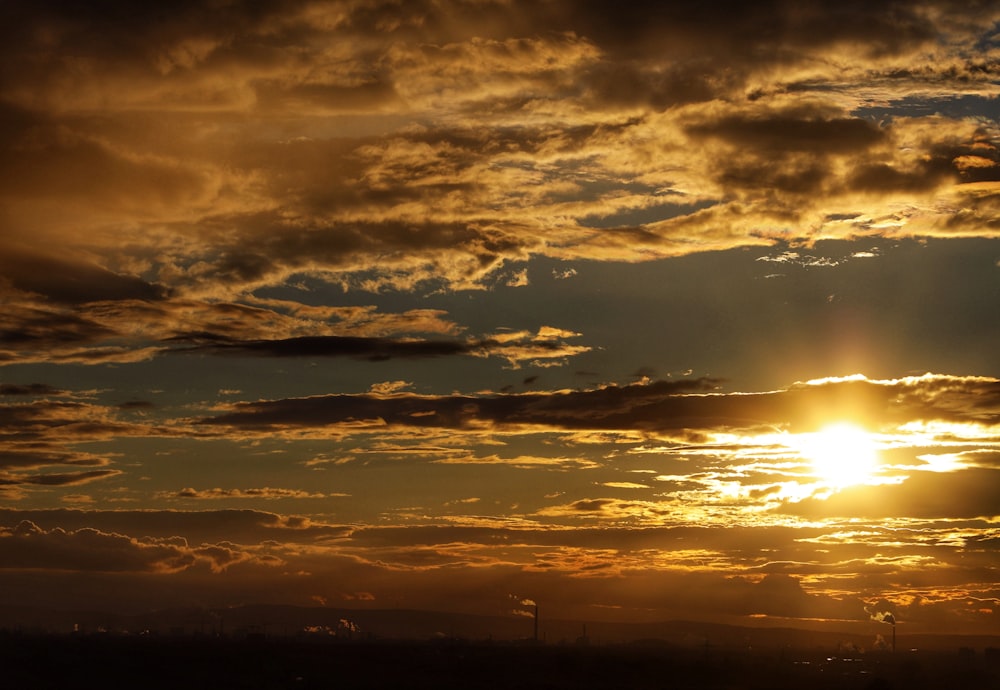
[
  {"left": 534, "top": 604, "right": 539, "bottom": 643},
  {"left": 882, "top": 612, "right": 896, "bottom": 653},
  {"left": 869, "top": 609, "right": 896, "bottom": 652}
]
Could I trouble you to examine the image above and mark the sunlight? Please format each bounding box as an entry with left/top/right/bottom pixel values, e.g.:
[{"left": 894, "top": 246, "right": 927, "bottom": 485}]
[{"left": 793, "top": 423, "right": 880, "bottom": 488}]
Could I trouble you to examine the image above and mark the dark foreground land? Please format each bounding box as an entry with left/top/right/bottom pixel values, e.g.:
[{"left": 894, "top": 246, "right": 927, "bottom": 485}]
[{"left": 2, "top": 635, "right": 998, "bottom": 690}]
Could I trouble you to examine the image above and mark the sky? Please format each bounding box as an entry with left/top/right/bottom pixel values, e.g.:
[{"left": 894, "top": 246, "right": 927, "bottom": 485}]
[{"left": 0, "top": 0, "right": 998, "bottom": 637}]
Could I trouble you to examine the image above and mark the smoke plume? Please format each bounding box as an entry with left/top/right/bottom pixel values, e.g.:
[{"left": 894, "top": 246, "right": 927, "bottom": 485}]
[{"left": 870, "top": 610, "right": 896, "bottom": 624}]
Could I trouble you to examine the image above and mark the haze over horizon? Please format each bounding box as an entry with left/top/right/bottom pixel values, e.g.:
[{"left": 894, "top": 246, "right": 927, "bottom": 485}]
[{"left": 0, "top": 1, "right": 998, "bottom": 638}]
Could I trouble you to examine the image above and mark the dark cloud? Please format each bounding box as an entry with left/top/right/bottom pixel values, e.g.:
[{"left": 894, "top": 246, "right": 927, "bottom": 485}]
[
  {"left": 0, "top": 264, "right": 501, "bottom": 367},
  {"left": 1, "top": 0, "right": 972, "bottom": 70},
  {"left": 687, "top": 113, "right": 885, "bottom": 155},
  {"left": 682, "top": 107, "right": 992, "bottom": 216},
  {"left": 199, "top": 217, "right": 534, "bottom": 291},
  {"left": 0, "top": 399, "right": 86, "bottom": 428},
  {"left": 559, "top": 0, "right": 944, "bottom": 60},
  {"left": 0, "top": 245, "right": 168, "bottom": 305},
  {"left": 0, "top": 396, "right": 173, "bottom": 484},
  {"left": 0, "top": 128, "right": 210, "bottom": 213},
  {"left": 166, "top": 331, "right": 585, "bottom": 365},
  {"left": 848, "top": 156, "right": 957, "bottom": 194},
  {"left": 0, "top": 290, "right": 482, "bottom": 365},
  {"left": 0, "top": 305, "right": 117, "bottom": 352},
  {"left": 0, "top": 0, "right": 308, "bottom": 70},
  {"left": 200, "top": 377, "right": 721, "bottom": 432},
  {"left": 716, "top": 159, "right": 832, "bottom": 197},
  {"left": 200, "top": 375, "right": 1000, "bottom": 435},
  {"left": 0, "top": 398, "right": 138, "bottom": 437},
  {"left": 0, "top": 447, "right": 110, "bottom": 471},
  {"left": 0, "top": 508, "right": 349, "bottom": 546},
  {"left": 0, "top": 383, "right": 65, "bottom": 396},
  {"left": 169, "top": 333, "right": 472, "bottom": 360},
  {"left": 577, "top": 61, "right": 721, "bottom": 109},
  {"left": 116, "top": 400, "right": 155, "bottom": 410},
  {"left": 0, "top": 519, "right": 259, "bottom": 573}
]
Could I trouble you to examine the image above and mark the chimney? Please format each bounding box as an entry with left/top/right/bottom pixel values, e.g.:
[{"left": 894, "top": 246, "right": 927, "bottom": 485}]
[{"left": 534, "top": 604, "right": 539, "bottom": 643}]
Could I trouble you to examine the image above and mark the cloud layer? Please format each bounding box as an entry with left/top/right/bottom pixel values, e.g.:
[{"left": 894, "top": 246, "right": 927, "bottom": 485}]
[
  {"left": 1, "top": 374, "right": 997, "bottom": 631},
  {"left": 1, "top": 1, "right": 998, "bottom": 315},
  {"left": 0, "top": 1, "right": 997, "bottom": 636}
]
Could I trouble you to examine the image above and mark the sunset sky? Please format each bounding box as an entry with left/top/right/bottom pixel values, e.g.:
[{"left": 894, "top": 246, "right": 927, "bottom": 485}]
[{"left": 1, "top": 0, "right": 998, "bottom": 637}]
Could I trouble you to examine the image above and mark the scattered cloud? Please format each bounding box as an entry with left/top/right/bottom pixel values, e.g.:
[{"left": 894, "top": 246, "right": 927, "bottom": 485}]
[
  {"left": 169, "top": 487, "right": 336, "bottom": 500},
  {"left": 369, "top": 380, "right": 414, "bottom": 396}
]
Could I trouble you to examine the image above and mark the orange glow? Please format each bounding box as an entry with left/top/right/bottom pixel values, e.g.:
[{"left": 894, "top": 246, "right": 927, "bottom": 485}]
[{"left": 793, "top": 423, "right": 880, "bottom": 488}]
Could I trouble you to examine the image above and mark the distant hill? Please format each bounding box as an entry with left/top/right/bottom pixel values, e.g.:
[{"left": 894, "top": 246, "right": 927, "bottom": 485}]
[{"left": 1, "top": 602, "right": 997, "bottom": 653}]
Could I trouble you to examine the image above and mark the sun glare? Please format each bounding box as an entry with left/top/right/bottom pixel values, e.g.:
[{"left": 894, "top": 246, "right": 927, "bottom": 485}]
[{"left": 793, "top": 423, "right": 880, "bottom": 488}]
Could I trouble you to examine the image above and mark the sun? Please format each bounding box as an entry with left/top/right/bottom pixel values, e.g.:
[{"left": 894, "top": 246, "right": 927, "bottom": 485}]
[{"left": 793, "top": 422, "right": 880, "bottom": 488}]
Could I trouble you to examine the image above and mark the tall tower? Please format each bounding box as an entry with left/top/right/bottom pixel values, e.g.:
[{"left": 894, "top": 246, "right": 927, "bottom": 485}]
[{"left": 533, "top": 604, "right": 539, "bottom": 643}]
